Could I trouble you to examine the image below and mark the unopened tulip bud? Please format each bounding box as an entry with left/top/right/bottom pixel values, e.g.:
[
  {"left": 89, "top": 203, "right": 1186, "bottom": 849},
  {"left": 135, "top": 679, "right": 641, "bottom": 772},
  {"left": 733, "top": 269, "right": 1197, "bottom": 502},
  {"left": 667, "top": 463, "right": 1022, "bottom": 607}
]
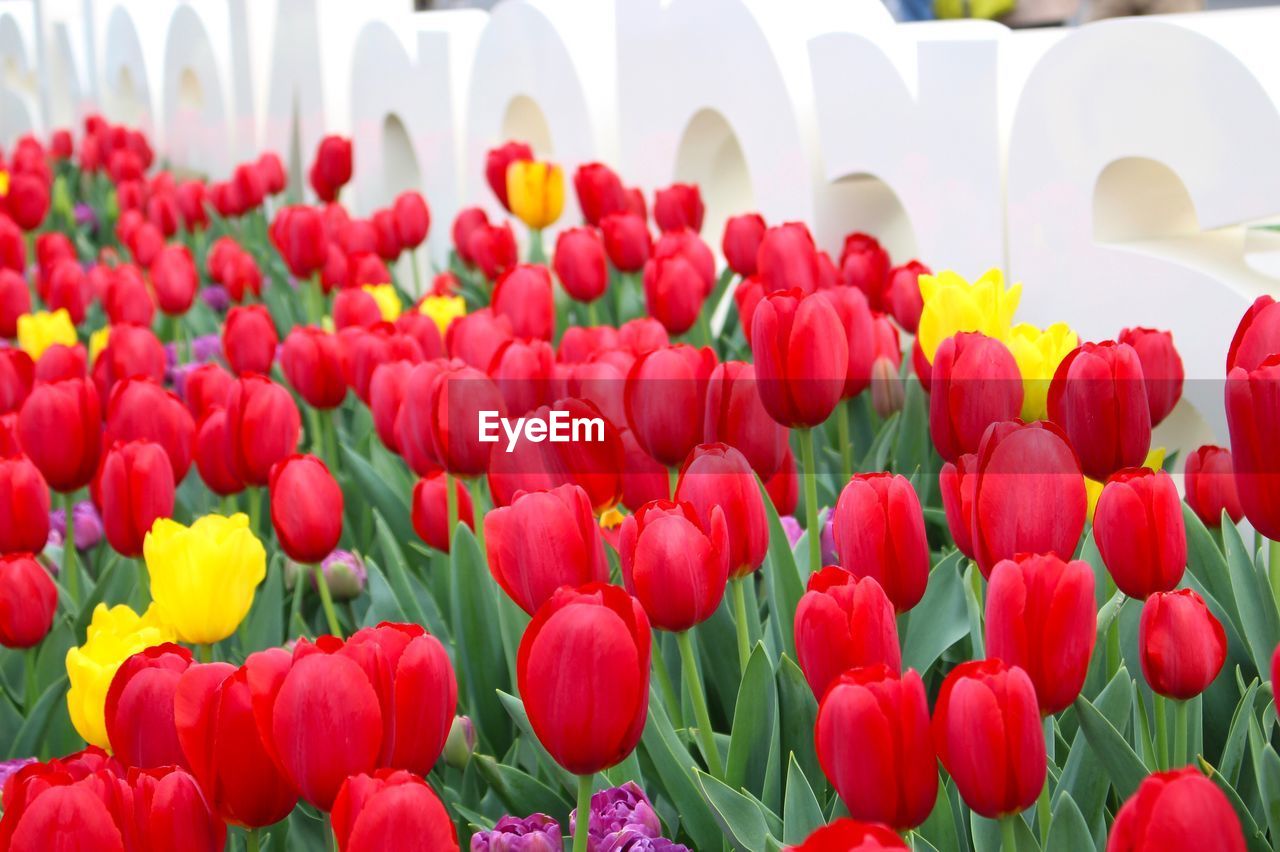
[
  {"left": 442, "top": 715, "right": 476, "bottom": 768},
  {"left": 871, "top": 357, "right": 904, "bottom": 419},
  {"left": 316, "top": 550, "right": 367, "bottom": 602}
]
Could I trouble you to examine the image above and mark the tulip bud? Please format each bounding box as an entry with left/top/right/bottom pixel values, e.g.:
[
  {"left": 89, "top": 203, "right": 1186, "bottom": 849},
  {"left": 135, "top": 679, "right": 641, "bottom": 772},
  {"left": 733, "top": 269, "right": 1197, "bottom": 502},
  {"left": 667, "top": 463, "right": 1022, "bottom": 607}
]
[
  {"left": 675, "top": 443, "right": 768, "bottom": 579},
  {"left": 1048, "top": 341, "right": 1152, "bottom": 481},
  {"left": 703, "top": 361, "right": 788, "bottom": 481},
  {"left": 94, "top": 439, "right": 176, "bottom": 558},
  {"left": 1225, "top": 356, "right": 1280, "bottom": 539},
  {"left": 554, "top": 227, "right": 608, "bottom": 304},
  {"left": 933, "top": 659, "right": 1046, "bottom": 819},
  {"left": 1184, "top": 445, "right": 1243, "bottom": 528},
  {"left": 269, "top": 454, "right": 344, "bottom": 564},
  {"left": 756, "top": 223, "right": 819, "bottom": 295},
  {"left": 50, "top": 500, "right": 104, "bottom": 551},
  {"left": 1108, "top": 768, "right": 1246, "bottom": 852},
  {"left": 442, "top": 716, "right": 477, "bottom": 769},
  {"left": 493, "top": 264, "right": 555, "bottom": 341},
  {"left": 929, "top": 332, "right": 1024, "bottom": 462},
  {"left": 871, "top": 356, "right": 905, "bottom": 420},
  {"left": 625, "top": 344, "right": 718, "bottom": 468},
  {"left": 795, "top": 567, "right": 901, "bottom": 699},
  {"left": 816, "top": 665, "right": 936, "bottom": 830},
  {"left": 970, "top": 419, "right": 1087, "bottom": 578},
  {"left": 412, "top": 471, "right": 476, "bottom": 553},
  {"left": 653, "top": 183, "right": 704, "bottom": 233},
  {"left": 1118, "top": 327, "right": 1183, "bottom": 426},
  {"left": 0, "top": 555, "right": 57, "bottom": 649},
  {"left": 1094, "top": 468, "right": 1186, "bottom": 599},
  {"left": 0, "top": 454, "right": 49, "bottom": 553},
  {"left": 600, "top": 212, "right": 652, "bottom": 273},
  {"left": 619, "top": 499, "right": 729, "bottom": 632},
  {"left": 885, "top": 260, "right": 930, "bottom": 333},
  {"left": 222, "top": 305, "right": 278, "bottom": 376},
  {"left": 722, "top": 213, "right": 765, "bottom": 277},
  {"left": 832, "top": 474, "right": 929, "bottom": 613},
  {"left": 485, "top": 484, "right": 609, "bottom": 615},
  {"left": 1139, "top": 589, "right": 1226, "bottom": 700},
  {"left": 518, "top": 584, "right": 651, "bottom": 774},
  {"left": 17, "top": 377, "right": 102, "bottom": 492},
  {"left": 751, "top": 290, "right": 848, "bottom": 428},
  {"left": 331, "top": 771, "right": 459, "bottom": 851},
  {"left": 224, "top": 374, "right": 301, "bottom": 486},
  {"left": 309, "top": 135, "right": 353, "bottom": 202},
  {"left": 840, "top": 232, "right": 891, "bottom": 309}
]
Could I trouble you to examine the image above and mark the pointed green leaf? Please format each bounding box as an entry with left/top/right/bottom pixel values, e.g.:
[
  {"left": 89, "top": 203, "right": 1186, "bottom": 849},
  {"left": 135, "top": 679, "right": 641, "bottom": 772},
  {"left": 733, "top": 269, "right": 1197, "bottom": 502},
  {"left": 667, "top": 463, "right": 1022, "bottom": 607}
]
[
  {"left": 782, "top": 754, "right": 824, "bottom": 844},
  {"left": 726, "top": 642, "right": 778, "bottom": 796},
  {"left": 902, "top": 550, "right": 968, "bottom": 673},
  {"left": 1073, "top": 687, "right": 1148, "bottom": 801},
  {"left": 1044, "top": 793, "right": 1092, "bottom": 852}
]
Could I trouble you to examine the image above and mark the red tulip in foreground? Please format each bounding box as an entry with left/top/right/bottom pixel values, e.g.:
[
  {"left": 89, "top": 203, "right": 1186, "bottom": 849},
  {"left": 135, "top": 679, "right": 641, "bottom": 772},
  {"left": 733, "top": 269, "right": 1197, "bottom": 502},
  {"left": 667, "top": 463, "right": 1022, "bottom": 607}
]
[
  {"left": 0, "top": 554, "right": 57, "bottom": 648},
  {"left": 624, "top": 343, "right": 717, "bottom": 469},
  {"left": 411, "top": 470, "right": 475, "bottom": 553},
  {"left": 831, "top": 473, "right": 929, "bottom": 613},
  {"left": 105, "top": 377, "right": 196, "bottom": 483},
  {"left": 269, "top": 454, "right": 344, "bottom": 564},
  {"left": 795, "top": 566, "right": 900, "bottom": 699},
  {"left": 816, "top": 665, "right": 937, "bottom": 831},
  {"left": 1107, "top": 768, "right": 1245, "bottom": 851},
  {"left": 675, "top": 443, "right": 768, "bottom": 579},
  {"left": 1094, "top": 468, "right": 1186, "bottom": 599},
  {"left": 933, "top": 659, "right": 1046, "bottom": 820},
  {"left": 1225, "top": 355, "right": 1280, "bottom": 539},
  {"left": 331, "top": 770, "right": 459, "bottom": 852},
  {"left": 751, "top": 289, "right": 848, "bottom": 428},
  {"left": 787, "top": 818, "right": 909, "bottom": 851},
  {"left": 104, "top": 643, "right": 192, "bottom": 769},
  {"left": 618, "top": 499, "right": 728, "bottom": 632},
  {"left": 985, "top": 553, "right": 1096, "bottom": 715},
  {"left": 1140, "top": 589, "right": 1226, "bottom": 701},
  {"left": 0, "top": 454, "right": 50, "bottom": 553}
]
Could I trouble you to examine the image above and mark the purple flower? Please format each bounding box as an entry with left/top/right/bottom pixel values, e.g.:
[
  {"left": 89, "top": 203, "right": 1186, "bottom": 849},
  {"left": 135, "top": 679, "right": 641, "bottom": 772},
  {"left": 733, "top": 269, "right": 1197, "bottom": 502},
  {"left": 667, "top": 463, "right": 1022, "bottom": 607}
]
[
  {"left": 571, "top": 782, "right": 661, "bottom": 842},
  {"left": 49, "top": 501, "right": 104, "bottom": 551},
  {"left": 470, "top": 813, "right": 561, "bottom": 852},
  {"left": 191, "top": 333, "right": 222, "bottom": 363},
  {"left": 598, "top": 829, "right": 689, "bottom": 852},
  {"left": 0, "top": 758, "right": 36, "bottom": 788},
  {"left": 201, "top": 284, "right": 231, "bottom": 313},
  {"left": 313, "top": 550, "right": 367, "bottom": 602},
  {"left": 818, "top": 507, "right": 838, "bottom": 566},
  {"left": 74, "top": 203, "right": 99, "bottom": 232},
  {"left": 781, "top": 516, "right": 803, "bottom": 549}
]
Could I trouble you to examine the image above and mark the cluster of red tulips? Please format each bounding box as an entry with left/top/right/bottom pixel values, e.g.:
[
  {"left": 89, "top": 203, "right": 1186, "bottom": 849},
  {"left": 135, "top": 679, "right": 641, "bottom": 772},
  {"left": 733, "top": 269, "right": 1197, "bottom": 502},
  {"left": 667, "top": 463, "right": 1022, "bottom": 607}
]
[{"left": 0, "top": 112, "right": 1276, "bottom": 852}]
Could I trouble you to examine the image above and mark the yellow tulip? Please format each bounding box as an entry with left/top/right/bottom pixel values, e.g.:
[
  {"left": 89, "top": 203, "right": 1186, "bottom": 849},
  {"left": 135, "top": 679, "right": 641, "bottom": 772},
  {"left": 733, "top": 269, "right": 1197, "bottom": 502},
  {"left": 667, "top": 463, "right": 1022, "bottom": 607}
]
[
  {"left": 89, "top": 326, "right": 112, "bottom": 365},
  {"left": 144, "top": 513, "right": 267, "bottom": 645},
  {"left": 361, "top": 283, "right": 402, "bottom": 322},
  {"left": 65, "top": 603, "right": 175, "bottom": 748},
  {"left": 1005, "top": 322, "right": 1079, "bottom": 421},
  {"left": 506, "top": 160, "right": 565, "bottom": 230},
  {"left": 1085, "top": 447, "right": 1167, "bottom": 521},
  {"left": 419, "top": 294, "right": 466, "bottom": 337},
  {"left": 17, "top": 309, "right": 77, "bottom": 360},
  {"left": 0, "top": 170, "right": 9, "bottom": 197},
  {"left": 917, "top": 269, "right": 1022, "bottom": 363}
]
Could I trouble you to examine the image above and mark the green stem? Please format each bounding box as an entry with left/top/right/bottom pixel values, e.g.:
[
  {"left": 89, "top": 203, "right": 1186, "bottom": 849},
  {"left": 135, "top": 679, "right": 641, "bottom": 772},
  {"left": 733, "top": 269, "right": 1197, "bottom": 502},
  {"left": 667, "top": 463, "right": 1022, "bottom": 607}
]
[
  {"left": 1154, "top": 694, "right": 1169, "bottom": 770},
  {"left": 62, "top": 492, "right": 80, "bottom": 606},
  {"left": 289, "top": 564, "right": 308, "bottom": 639},
  {"left": 1269, "top": 538, "right": 1280, "bottom": 612},
  {"left": 444, "top": 472, "right": 459, "bottom": 553},
  {"left": 572, "top": 774, "right": 593, "bottom": 852},
  {"left": 799, "top": 427, "right": 822, "bottom": 576},
  {"left": 586, "top": 299, "right": 600, "bottom": 327},
  {"left": 1105, "top": 579, "right": 1121, "bottom": 679},
  {"left": 313, "top": 563, "right": 343, "bottom": 637},
  {"left": 651, "top": 640, "right": 682, "bottom": 729},
  {"left": 309, "top": 272, "right": 326, "bottom": 326},
  {"left": 1035, "top": 783, "right": 1050, "bottom": 844},
  {"left": 24, "top": 647, "right": 38, "bottom": 712},
  {"left": 324, "top": 408, "right": 342, "bottom": 475},
  {"left": 731, "top": 577, "right": 751, "bottom": 674},
  {"left": 836, "top": 399, "right": 853, "bottom": 484},
  {"left": 1174, "top": 698, "right": 1189, "bottom": 767},
  {"left": 410, "top": 248, "right": 423, "bottom": 296},
  {"left": 467, "top": 478, "right": 487, "bottom": 554},
  {"left": 1000, "top": 816, "right": 1018, "bottom": 852},
  {"left": 247, "top": 487, "right": 264, "bottom": 538},
  {"left": 677, "top": 630, "right": 723, "bottom": 778},
  {"left": 612, "top": 271, "right": 627, "bottom": 324},
  {"left": 667, "top": 467, "right": 679, "bottom": 500},
  {"left": 246, "top": 827, "right": 261, "bottom": 852},
  {"left": 528, "top": 229, "right": 546, "bottom": 265},
  {"left": 696, "top": 307, "right": 714, "bottom": 350},
  {"left": 219, "top": 493, "right": 236, "bottom": 516}
]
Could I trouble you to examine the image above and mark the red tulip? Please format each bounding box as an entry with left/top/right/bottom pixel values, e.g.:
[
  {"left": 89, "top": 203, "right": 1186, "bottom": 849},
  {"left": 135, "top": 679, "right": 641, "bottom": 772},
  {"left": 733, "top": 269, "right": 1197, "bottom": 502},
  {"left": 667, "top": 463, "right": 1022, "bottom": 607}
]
[
  {"left": 1227, "top": 294, "right": 1280, "bottom": 373},
  {"left": 411, "top": 470, "right": 475, "bottom": 553},
  {"left": 554, "top": 227, "right": 608, "bottom": 303},
  {"left": 149, "top": 245, "right": 198, "bottom": 316},
  {"left": 102, "top": 265, "right": 156, "bottom": 326},
  {"left": 929, "top": 332, "right": 1024, "bottom": 462},
  {"left": 176, "top": 180, "right": 209, "bottom": 231},
  {"left": 232, "top": 163, "right": 266, "bottom": 214},
  {"left": 0, "top": 555, "right": 56, "bottom": 648},
  {"left": 619, "top": 499, "right": 728, "bottom": 631},
  {"left": 45, "top": 259, "right": 89, "bottom": 325},
  {"left": 764, "top": 448, "right": 798, "bottom": 515},
  {"left": 467, "top": 220, "right": 518, "bottom": 281},
  {"left": 832, "top": 473, "right": 929, "bottom": 612},
  {"left": 451, "top": 206, "right": 488, "bottom": 266},
  {"left": 620, "top": 427, "right": 670, "bottom": 512},
  {"left": 224, "top": 374, "right": 301, "bottom": 486},
  {"left": 600, "top": 212, "right": 651, "bottom": 273},
  {"left": 488, "top": 338, "right": 556, "bottom": 416},
  {"left": 796, "top": 567, "right": 901, "bottom": 698},
  {"left": 885, "top": 260, "right": 929, "bottom": 333},
  {"left": 573, "top": 163, "right": 628, "bottom": 226},
  {"left": 1139, "top": 589, "right": 1226, "bottom": 700},
  {"left": 757, "top": 223, "right": 819, "bottom": 295},
  {"left": 370, "top": 209, "right": 401, "bottom": 261},
  {"left": 816, "top": 665, "right": 936, "bottom": 830},
  {"left": 392, "top": 191, "right": 431, "bottom": 249},
  {"left": 173, "top": 661, "right": 299, "bottom": 827},
  {"left": 281, "top": 326, "right": 347, "bottom": 410},
  {"left": 787, "top": 819, "right": 909, "bottom": 851},
  {"left": 938, "top": 453, "right": 976, "bottom": 559},
  {"left": 624, "top": 344, "right": 717, "bottom": 468},
  {"left": 932, "top": 659, "right": 1046, "bottom": 819},
  {"left": 492, "top": 264, "right": 555, "bottom": 341},
  {"left": 0, "top": 348, "right": 33, "bottom": 414},
  {"left": 105, "top": 643, "right": 192, "bottom": 769},
  {"left": 222, "top": 305, "right": 278, "bottom": 376},
  {"left": 722, "top": 213, "right": 766, "bottom": 277},
  {"left": 1119, "top": 327, "right": 1183, "bottom": 426},
  {"left": 105, "top": 377, "right": 195, "bottom": 482},
  {"left": 559, "top": 325, "right": 621, "bottom": 364},
  {"left": 0, "top": 413, "right": 18, "bottom": 456},
  {"left": 0, "top": 269, "right": 30, "bottom": 337},
  {"left": 34, "top": 343, "right": 86, "bottom": 384},
  {"left": 248, "top": 645, "right": 382, "bottom": 811},
  {"left": 485, "top": 142, "right": 533, "bottom": 211},
  {"left": 618, "top": 317, "right": 669, "bottom": 356},
  {"left": 986, "top": 553, "right": 1096, "bottom": 715},
  {"left": 653, "top": 183, "right": 703, "bottom": 233},
  {"left": 970, "top": 419, "right": 1087, "bottom": 578},
  {"left": 395, "top": 360, "right": 504, "bottom": 477},
  {"left": 334, "top": 288, "right": 384, "bottom": 331},
  {"left": 269, "top": 454, "right": 343, "bottom": 563},
  {"left": 675, "top": 443, "right": 767, "bottom": 578},
  {"left": 840, "top": 233, "right": 890, "bottom": 309},
  {"left": 446, "top": 308, "right": 514, "bottom": 370},
  {"left": 5, "top": 172, "right": 49, "bottom": 231},
  {"left": 643, "top": 251, "right": 707, "bottom": 335},
  {"left": 0, "top": 454, "right": 49, "bottom": 553},
  {"left": 309, "top": 135, "right": 353, "bottom": 202},
  {"left": 1107, "top": 767, "right": 1245, "bottom": 852},
  {"left": 272, "top": 205, "right": 330, "bottom": 279},
  {"left": 1048, "top": 341, "right": 1151, "bottom": 481},
  {"left": 1184, "top": 445, "right": 1243, "bottom": 528},
  {"left": 340, "top": 323, "right": 424, "bottom": 404},
  {"left": 828, "top": 286, "right": 876, "bottom": 399},
  {"left": 93, "top": 323, "right": 166, "bottom": 401},
  {"left": 395, "top": 312, "right": 445, "bottom": 361},
  {"left": 1094, "top": 467, "right": 1186, "bottom": 598},
  {"left": 1225, "top": 356, "right": 1280, "bottom": 539},
  {"left": 0, "top": 215, "right": 26, "bottom": 274},
  {"left": 368, "top": 361, "right": 414, "bottom": 454},
  {"left": 94, "top": 439, "right": 176, "bottom": 558},
  {"left": 257, "top": 152, "right": 287, "bottom": 195},
  {"left": 651, "top": 230, "right": 714, "bottom": 294},
  {"left": 703, "top": 360, "right": 788, "bottom": 480},
  {"left": 331, "top": 770, "right": 459, "bottom": 852},
  {"left": 17, "top": 377, "right": 102, "bottom": 492},
  {"left": 518, "top": 583, "right": 650, "bottom": 774},
  {"left": 193, "top": 407, "right": 245, "bottom": 496},
  {"left": 485, "top": 483, "right": 608, "bottom": 615},
  {"left": 181, "top": 362, "right": 234, "bottom": 420},
  {"left": 751, "top": 290, "right": 848, "bottom": 428}
]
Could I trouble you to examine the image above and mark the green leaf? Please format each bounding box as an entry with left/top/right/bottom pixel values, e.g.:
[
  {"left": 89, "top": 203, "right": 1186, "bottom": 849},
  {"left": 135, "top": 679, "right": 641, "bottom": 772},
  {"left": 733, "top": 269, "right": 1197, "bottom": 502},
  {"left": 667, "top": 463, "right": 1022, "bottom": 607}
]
[
  {"left": 776, "top": 655, "right": 823, "bottom": 796},
  {"left": 902, "top": 549, "right": 969, "bottom": 673},
  {"left": 240, "top": 553, "right": 285, "bottom": 652},
  {"left": 760, "top": 474, "right": 805, "bottom": 661},
  {"left": 697, "top": 769, "right": 779, "bottom": 852},
  {"left": 971, "top": 814, "right": 1039, "bottom": 852},
  {"left": 372, "top": 510, "right": 448, "bottom": 638},
  {"left": 449, "top": 524, "right": 511, "bottom": 755},
  {"left": 495, "top": 691, "right": 576, "bottom": 795},
  {"left": 1221, "top": 519, "right": 1280, "bottom": 676},
  {"left": 1058, "top": 665, "right": 1132, "bottom": 828},
  {"left": 1253, "top": 743, "right": 1280, "bottom": 844},
  {"left": 1200, "top": 756, "right": 1272, "bottom": 852},
  {"left": 341, "top": 444, "right": 415, "bottom": 549},
  {"left": 1183, "top": 505, "right": 1237, "bottom": 629},
  {"left": 471, "top": 754, "right": 571, "bottom": 825},
  {"left": 1073, "top": 685, "right": 1148, "bottom": 801},
  {"left": 359, "top": 558, "right": 407, "bottom": 626},
  {"left": 638, "top": 694, "right": 724, "bottom": 851},
  {"left": 726, "top": 642, "right": 778, "bottom": 796},
  {"left": 915, "top": 780, "right": 961, "bottom": 852},
  {"left": 1044, "top": 793, "right": 1092, "bottom": 852},
  {"left": 782, "top": 754, "right": 824, "bottom": 844},
  {"left": 8, "top": 675, "right": 69, "bottom": 759}
]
